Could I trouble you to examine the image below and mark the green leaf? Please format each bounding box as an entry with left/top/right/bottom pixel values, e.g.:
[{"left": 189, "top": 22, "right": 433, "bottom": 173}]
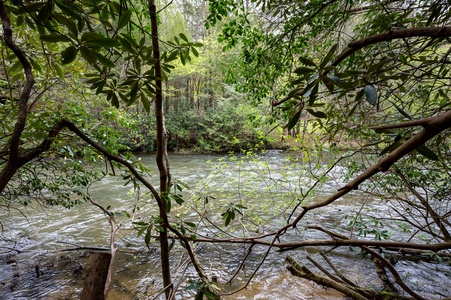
[
  {"left": 120, "top": 33, "right": 138, "bottom": 48},
  {"left": 355, "top": 88, "right": 365, "bottom": 102},
  {"left": 53, "top": 12, "right": 78, "bottom": 37},
  {"left": 22, "top": 2, "right": 45, "bottom": 13},
  {"left": 294, "top": 67, "right": 315, "bottom": 75},
  {"left": 364, "top": 85, "right": 377, "bottom": 106},
  {"left": 78, "top": 18, "right": 85, "bottom": 32},
  {"left": 306, "top": 108, "right": 327, "bottom": 118},
  {"left": 80, "top": 46, "right": 97, "bottom": 65},
  {"left": 117, "top": 10, "right": 132, "bottom": 29},
  {"left": 191, "top": 46, "right": 199, "bottom": 57},
  {"left": 224, "top": 213, "right": 232, "bottom": 226},
  {"left": 61, "top": 46, "right": 78, "bottom": 64},
  {"left": 129, "top": 80, "right": 139, "bottom": 102},
  {"left": 179, "top": 33, "right": 189, "bottom": 42},
  {"left": 144, "top": 229, "right": 151, "bottom": 246},
  {"left": 180, "top": 51, "right": 186, "bottom": 65},
  {"left": 390, "top": 101, "right": 412, "bottom": 120},
  {"left": 55, "top": 0, "right": 84, "bottom": 19},
  {"left": 329, "top": 75, "right": 341, "bottom": 85},
  {"left": 172, "top": 194, "right": 184, "bottom": 205},
  {"left": 119, "top": 37, "right": 135, "bottom": 53},
  {"left": 287, "top": 110, "right": 301, "bottom": 131},
  {"left": 168, "top": 239, "right": 175, "bottom": 252},
  {"left": 416, "top": 145, "right": 439, "bottom": 161},
  {"left": 166, "top": 51, "right": 178, "bottom": 62},
  {"left": 166, "top": 197, "right": 171, "bottom": 213},
  {"left": 37, "top": 2, "right": 52, "bottom": 23},
  {"left": 203, "top": 290, "right": 219, "bottom": 299},
  {"left": 40, "top": 34, "right": 71, "bottom": 43},
  {"left": 347, "top": 102, "right": 359, "bottom": 117},
  {"left": 195, "top": 291, "right": 204, "bottom": 300},
  {"left": 111, "top": 93, "right": 119, "bottom": 108},
  {"left": 343, "top": 70, "right": 365, "bottom": 76},
  {"left": 140, "top": 94, "right": 151, "bottom": 112},
  {"left": 184, "top": 221, "right": 196, "bottom": 228},
  {"left": 299, "top": 56, "right": 316, "bottom": 67},
  {"left": 82, "top": 32, "right": 119, "bottom": 48},
  {"left": 133, "top": 221, "right": 148, "bottom": 226},
  {"left": 99, "top": 19, "right": 113, "bottom": 29},
  {"left": 320, "top": 43, "right": 338, "bottom": 69},
  {"left": 380, "top": 137, "right": 402, "bottom": 156},
  {"left": 29, "top": 56, "right": 42, "bottom": 72},
  {"left": 322, "top": 76, "right": 336, "bottom": 92},
  {"left": 308, "top": 84, "right": 319, "bottom": 106},
  {"left": 54, "top": 63, "right": 65, "bottom": 79},
  {"left": 92, "top": 51, "right": 115, "bottom": 68}
]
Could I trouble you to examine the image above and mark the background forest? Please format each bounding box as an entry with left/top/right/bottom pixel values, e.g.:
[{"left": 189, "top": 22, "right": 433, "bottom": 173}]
[{"left": 0, "top": 0, "right": 450, "bottom": 299}]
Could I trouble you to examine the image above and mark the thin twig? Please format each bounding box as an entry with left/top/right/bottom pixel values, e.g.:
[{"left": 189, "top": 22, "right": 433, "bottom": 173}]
[{"left": 225, "top": 244, "right": 254, "bottom": 285}]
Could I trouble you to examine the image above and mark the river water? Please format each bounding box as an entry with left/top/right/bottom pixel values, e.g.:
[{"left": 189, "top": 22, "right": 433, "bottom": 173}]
[{"left": 0, "top": 151, "right": 450, "bottom": 299}]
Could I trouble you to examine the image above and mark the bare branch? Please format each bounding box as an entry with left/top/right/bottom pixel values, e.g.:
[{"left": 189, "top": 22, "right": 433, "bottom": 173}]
[
  {"left": 395, "top": 167, "right": 451, "bottom": 241},
  {"left": 288, "top": 110, "right": 451, "bottom": 227},
  {"left": 286, "top": 255, "right": 370, "bottom": 300},
  {"left": 361, "top": 246, "right": 425, "bottom": 300},
  {"left": 371, "top": 114, "right": 442, "bottom": 130}
]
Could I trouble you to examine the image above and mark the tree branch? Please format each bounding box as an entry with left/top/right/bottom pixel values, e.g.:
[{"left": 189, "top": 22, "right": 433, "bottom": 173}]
[
  {"left": 273, "top": 26, "right": 451, "bottom": 106},
  {"left": 0, "top": 1, "right": 34, "bottom": 157},
  {"left": 286, "top": 255, "right": 370, "bottom": 300},
  {"left": 181, "top": 233, "right": 451, "bottom": 253},
  {"left": 371, "top": 114, "right": 442, "bottom": 130},
  {"left": 361, "top": 246, "right": 425, "bottom": 300},
  {"left": 395, "top": 168, "right": 451, "bottom": 241},
  {"left": 0, "top": 1, "right": 35, "bottom": 191},
  {"left": 287, "top": 110, "right": 451, "bottom": 227}
]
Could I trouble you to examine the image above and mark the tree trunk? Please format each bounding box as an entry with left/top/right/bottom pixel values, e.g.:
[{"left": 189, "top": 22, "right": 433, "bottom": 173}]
[
  {"left": 148, "top": 1, "right": 173, "bottom": 299},
  {"left": 0, "top": 0, "right": 35, "bottom": 193},
  {"left": 81, "top": 252, "right": 112, "bottom": 300}
]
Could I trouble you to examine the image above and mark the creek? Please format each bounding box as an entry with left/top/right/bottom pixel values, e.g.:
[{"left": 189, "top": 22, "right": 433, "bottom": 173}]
[{"left": 0, "top": 151, "right": 450, "bottom": 299}]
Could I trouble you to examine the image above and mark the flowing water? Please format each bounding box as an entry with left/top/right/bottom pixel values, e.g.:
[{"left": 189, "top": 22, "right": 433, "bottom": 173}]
[{"left": 0, "top": 151, "right": 450, "bottom": 299}]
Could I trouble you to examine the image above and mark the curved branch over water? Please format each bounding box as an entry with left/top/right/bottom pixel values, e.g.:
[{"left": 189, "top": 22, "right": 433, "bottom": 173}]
[{"left": 272, "top": 27, "right": 451, "bottom": 106}]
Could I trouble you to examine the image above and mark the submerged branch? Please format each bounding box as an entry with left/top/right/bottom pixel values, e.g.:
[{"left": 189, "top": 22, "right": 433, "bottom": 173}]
[
  {"left": 286, "top": 255, "right": 370, "bottom": 300},
  {"left": 361, "top": 246, "right": 424, "bottom": 300},
  {"left": 286, "top": 255, "right": 416, "bottom": 300}
]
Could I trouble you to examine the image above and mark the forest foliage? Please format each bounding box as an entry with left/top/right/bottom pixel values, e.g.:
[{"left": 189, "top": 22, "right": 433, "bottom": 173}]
[{"left": 0, "top": 0, "right": 451, "bottom": 299}]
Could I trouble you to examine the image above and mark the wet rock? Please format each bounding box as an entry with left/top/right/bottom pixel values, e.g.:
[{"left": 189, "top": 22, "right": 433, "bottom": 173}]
[
  {"left": 6, "top": 257, "right": 16, "bottom": 265},
  {"left": 73, "top": 264, "right": 84, "bottom": 276},
  {"left": 9, "top": 272, "right": 21, "bottom": 292}
]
